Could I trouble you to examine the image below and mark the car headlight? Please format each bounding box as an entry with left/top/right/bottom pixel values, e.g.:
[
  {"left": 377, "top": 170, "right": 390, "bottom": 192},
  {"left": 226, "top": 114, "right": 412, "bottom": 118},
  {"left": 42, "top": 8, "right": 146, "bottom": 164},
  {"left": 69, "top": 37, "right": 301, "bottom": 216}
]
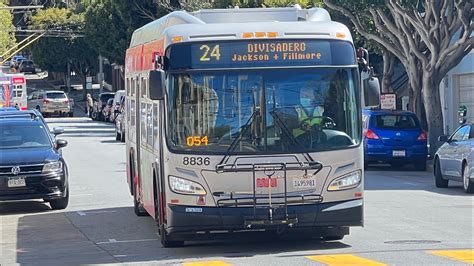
[
  {"left": 328, "top": 170, "right": 361, "bottom": 191},
  {"left": 169, "top": 176, "right": 206, "bottom": 195},
  {"left": 43, "top": 161, "right": 63, "bottom": 173}
]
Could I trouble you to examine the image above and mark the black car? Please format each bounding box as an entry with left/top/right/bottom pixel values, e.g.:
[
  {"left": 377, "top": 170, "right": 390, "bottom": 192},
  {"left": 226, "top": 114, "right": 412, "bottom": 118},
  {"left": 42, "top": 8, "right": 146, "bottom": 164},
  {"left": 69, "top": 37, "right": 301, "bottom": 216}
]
[
  {"left": 18, "top": 60, "right": 36, "bottom": 74},
  {"left": 0, "top": 110, "right": 69, "bottom": 209},
  {"left": 92, "top": 92, "right": 115, "bottom": 121}
]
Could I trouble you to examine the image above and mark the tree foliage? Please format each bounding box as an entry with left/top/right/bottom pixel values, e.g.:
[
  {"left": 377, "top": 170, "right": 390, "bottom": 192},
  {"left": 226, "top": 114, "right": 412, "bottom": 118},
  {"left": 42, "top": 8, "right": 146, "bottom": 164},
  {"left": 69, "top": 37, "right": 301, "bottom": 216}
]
[
  {"left": 324, "top": 0, "right": 473, "bottom": 152},
  {"left": 0, "top": 0, "right": 16, "bottom": 57}
]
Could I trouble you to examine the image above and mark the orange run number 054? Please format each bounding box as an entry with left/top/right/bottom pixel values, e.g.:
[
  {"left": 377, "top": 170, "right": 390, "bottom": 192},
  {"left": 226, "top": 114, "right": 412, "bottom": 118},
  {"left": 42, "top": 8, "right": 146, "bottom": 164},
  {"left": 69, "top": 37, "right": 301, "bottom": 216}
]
[{"left": 186, "top": 136, "right": 209, "bottom": 147}]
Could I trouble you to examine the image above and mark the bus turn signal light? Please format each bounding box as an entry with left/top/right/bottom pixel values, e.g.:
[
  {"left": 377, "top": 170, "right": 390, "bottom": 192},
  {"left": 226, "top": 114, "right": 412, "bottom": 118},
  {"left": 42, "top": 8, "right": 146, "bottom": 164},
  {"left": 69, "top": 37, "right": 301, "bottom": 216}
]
[
  {"left": 255, "top": 32, "right": 266, "bottom": 38},
  {"left": 336, "top": 32, "right": 346, "bottom": 39}
]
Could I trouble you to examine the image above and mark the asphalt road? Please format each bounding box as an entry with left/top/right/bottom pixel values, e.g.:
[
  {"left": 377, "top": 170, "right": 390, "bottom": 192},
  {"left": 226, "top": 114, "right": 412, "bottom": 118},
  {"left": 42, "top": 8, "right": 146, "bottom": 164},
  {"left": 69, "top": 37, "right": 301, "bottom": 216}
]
[{"left": 0, "top": 114, "right": 473, "bottom": 266}]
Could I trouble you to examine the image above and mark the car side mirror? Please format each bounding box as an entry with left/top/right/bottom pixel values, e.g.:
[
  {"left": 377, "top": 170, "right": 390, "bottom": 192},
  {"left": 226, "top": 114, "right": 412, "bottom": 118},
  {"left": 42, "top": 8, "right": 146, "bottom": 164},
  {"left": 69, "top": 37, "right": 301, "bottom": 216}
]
[
  {"left": 149, "top": 70, "right": 165, "bottom": 100},
  {"left": 438, "top": 135, "right": 449, "bottom": 142},
  {"left": 52, "top": 127, "right": 65, "bottom": 136},
  {"left": 55, "top": 139, "right": 68, "bottom": 149}
]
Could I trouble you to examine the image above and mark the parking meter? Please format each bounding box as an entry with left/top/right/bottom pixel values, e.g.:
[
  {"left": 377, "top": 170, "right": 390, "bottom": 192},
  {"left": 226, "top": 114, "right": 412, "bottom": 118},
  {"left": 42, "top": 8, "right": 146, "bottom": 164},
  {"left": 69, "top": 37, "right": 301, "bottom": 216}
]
[{"left": 459, "top": 105, "right": 467, "bottom": 125}]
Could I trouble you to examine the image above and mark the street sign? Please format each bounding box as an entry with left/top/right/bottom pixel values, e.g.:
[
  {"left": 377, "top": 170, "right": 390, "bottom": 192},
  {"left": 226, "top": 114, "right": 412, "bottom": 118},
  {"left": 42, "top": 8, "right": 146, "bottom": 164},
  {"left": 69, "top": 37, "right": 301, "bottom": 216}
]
[{"left": 380, "top": 94, "right": 396, "bottom": 110}]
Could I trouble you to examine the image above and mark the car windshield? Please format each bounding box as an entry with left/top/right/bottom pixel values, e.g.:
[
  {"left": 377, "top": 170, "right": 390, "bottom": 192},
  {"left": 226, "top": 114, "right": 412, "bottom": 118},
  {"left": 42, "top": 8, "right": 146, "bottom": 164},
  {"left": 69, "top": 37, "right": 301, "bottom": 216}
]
[
  {"left": 100, "top": 94, "right": 114, "bottom": 102},
  {"left": 374, "top": 114, "right": 419, "bottom": 129},
  {"left": 46, "top": 92, "right": 66, "bottom": 99},
  {"left": 0, "top": 124, "right": 51, "bottom": 149},
  {"left": 167, "top": 68, "right": 360, "bottom": 154}
]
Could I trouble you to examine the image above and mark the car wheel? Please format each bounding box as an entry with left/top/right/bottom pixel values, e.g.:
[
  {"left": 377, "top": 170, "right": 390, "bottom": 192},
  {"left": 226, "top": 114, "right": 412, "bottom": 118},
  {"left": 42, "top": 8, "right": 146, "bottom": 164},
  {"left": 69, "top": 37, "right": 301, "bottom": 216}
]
[
  {"left": 415, "top": 162, "right": 426, "bottom": 171},
  {"left": 49, "top": 186, "right": 69, "bottom": 210},
  {"left": 462, "top": 163, "right": 474, "bottom": 194},
  {"left": 435, "top": 159, "right": 449, "bottom": 188},
  {"left": 115, "top": 130, "right": 121, "bottom": 141}
]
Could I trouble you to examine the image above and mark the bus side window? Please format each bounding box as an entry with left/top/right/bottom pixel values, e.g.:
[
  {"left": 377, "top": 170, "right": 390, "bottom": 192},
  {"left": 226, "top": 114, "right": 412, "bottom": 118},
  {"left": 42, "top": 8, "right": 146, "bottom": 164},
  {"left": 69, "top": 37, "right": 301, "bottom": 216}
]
[
  {"left": 130, "top": 99, "right": 135, "bottom": 126},
  {"left": 131, "top": 78, "right": 136, "bottom": 96},
  {"left": 126, "top": 78, "right": 130, "bottom": 96},
  {"left": 153, "top": 103, "right": 159, "bottom": 150},
  {"left": 141, "top": 77, "right": 147, "bottom": 98}
]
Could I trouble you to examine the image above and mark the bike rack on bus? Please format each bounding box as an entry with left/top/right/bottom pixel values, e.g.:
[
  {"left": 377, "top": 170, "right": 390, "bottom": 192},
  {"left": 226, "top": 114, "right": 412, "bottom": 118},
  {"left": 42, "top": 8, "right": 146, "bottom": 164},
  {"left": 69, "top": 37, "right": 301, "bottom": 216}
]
[{"left": 216, "top": 161, "right": 323, "bottom": 229}]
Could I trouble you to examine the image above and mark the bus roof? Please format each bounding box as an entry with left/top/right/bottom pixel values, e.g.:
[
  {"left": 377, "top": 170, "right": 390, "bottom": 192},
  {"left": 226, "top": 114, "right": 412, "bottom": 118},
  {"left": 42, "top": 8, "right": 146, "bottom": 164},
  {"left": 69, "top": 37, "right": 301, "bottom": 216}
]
[{"left": 129, "top": 7, "right": 352, "bottom": 49}]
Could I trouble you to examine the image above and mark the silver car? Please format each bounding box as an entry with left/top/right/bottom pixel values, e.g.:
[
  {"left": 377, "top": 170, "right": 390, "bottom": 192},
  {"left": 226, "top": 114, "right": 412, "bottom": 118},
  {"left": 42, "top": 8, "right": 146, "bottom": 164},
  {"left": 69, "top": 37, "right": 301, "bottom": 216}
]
[
  {"left": 28, "top": 91, "right": 73, "bottom": 117},
  {"left": 434, "top": 123, "right": 474, "bottom": 193}
]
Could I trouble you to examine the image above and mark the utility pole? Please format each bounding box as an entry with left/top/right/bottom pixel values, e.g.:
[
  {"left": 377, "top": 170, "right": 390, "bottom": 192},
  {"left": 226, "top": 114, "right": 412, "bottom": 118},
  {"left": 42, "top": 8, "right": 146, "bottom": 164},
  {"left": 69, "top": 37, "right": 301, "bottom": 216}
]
[
  {"left": 66, "top": 61, "right": 71, "bottom": 94},
  {"left": 98, "top": 55, "right": 104, "bottom": 93}
]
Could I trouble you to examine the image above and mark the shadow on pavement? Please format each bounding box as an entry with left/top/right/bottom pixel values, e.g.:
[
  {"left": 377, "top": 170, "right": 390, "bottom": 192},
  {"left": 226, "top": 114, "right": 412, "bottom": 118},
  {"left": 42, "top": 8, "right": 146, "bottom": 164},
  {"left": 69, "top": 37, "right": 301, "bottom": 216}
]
[
  {"left": 0, "top": 200, "right": 51, "bottom": 215},
  {"left": 11, "top": 206, "right": 351, "bottom": 264},
  {"left": 364, "top": 168, "right": 470, "bottom": 196}
]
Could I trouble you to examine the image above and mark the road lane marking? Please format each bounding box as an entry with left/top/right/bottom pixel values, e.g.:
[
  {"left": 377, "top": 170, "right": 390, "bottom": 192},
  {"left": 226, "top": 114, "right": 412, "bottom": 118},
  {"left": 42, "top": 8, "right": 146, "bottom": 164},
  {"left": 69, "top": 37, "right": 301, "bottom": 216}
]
[
  {"left": 96, "top": 238, "right": 158, "bottom": 245},
  {"left": 183, "top": 261, "right": 232, "bottom": 266},
  {"left": 429, "top": 250, "right": 474, "bottom": 264},
  {"left": 306, "top": 254, "right": 387, "bottom": 265}
]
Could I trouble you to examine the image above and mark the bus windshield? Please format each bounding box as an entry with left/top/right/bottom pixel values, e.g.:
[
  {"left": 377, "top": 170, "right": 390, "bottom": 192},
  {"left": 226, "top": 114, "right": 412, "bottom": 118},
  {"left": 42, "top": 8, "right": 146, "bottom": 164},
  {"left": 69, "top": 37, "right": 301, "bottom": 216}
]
[{"left": 167, "top": 68, "right": 360, "bottom": 154}]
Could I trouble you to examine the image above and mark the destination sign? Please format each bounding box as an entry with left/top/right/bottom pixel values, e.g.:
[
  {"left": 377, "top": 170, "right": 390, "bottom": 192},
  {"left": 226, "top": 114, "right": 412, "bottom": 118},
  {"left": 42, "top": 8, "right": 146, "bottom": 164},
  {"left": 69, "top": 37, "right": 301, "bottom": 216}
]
[{"left": 167, "top": 40, "right": 355, "bottom": 70}]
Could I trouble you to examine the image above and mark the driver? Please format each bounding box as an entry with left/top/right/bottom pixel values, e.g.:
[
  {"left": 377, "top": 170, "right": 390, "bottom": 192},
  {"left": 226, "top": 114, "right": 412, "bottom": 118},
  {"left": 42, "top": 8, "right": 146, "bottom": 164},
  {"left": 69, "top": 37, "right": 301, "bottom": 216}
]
[{"left": 292, "top": 86, "right": 325, "bottom": 138}]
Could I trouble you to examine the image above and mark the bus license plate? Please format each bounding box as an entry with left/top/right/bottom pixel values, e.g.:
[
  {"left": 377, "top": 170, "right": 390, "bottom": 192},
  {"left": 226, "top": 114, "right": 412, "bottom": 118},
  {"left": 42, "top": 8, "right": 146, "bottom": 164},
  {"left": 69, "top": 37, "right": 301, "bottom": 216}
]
[
  {"left": 8, "top": 177, "right": 26, "bottom": 188},
  {"left": 293, "top": 178, "right": 316, "bottom": 189}
]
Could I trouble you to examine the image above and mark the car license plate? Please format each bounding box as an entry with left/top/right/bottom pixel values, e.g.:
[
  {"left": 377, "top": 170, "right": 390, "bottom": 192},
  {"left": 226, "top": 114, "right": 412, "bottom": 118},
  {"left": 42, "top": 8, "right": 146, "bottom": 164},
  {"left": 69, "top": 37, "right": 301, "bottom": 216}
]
[
  {"left": 293, "top": 178, "right": 317, "bottom": 189},
  {"left": 8, "top": 177, "right": 26, "bottom": 188},
  {"left": 256, "top": 177, "right": 277, "bottom": 188},
  {"left": 393, "top": 150, "right": 406, "bottom": 157}
]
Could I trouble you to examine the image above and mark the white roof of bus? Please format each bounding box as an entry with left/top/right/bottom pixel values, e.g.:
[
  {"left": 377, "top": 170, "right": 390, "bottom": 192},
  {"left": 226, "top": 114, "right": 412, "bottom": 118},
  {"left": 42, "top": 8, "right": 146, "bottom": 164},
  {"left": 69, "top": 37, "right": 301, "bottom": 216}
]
[{"left": 130, "top": 7, "right": 353, "bottom": 48}]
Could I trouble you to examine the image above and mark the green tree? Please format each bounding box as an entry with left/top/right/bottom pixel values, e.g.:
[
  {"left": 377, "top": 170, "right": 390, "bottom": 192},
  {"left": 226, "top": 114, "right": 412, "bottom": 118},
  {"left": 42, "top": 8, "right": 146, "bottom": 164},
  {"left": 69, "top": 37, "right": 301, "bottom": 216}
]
[
  {"left": 324, "top": 0, "right": 473, "bottom": 153},
  {"left": 30, "top": 7, "right": 98, "bottom": 99},
  {"left": 0, "top": 0, "right": 16, "bottom": 58}
]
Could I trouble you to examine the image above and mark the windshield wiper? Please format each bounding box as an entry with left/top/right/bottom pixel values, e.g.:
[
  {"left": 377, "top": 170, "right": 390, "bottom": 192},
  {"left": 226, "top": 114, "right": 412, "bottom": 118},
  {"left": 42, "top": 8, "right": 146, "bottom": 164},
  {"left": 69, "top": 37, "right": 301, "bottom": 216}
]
[
  {"left": 270, "top": 110, "right": 318, "bottom": 165},
  {"left": 216, "top": 108, "right": 261, "bottom": 168}
]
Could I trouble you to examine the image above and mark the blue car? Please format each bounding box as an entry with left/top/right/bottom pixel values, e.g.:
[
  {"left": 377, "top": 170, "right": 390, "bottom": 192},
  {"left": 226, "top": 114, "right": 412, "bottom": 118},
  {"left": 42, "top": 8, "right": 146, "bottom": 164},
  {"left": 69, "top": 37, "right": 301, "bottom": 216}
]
[{"left": 362, "top": 109, "right": 428, "bottom": 171}]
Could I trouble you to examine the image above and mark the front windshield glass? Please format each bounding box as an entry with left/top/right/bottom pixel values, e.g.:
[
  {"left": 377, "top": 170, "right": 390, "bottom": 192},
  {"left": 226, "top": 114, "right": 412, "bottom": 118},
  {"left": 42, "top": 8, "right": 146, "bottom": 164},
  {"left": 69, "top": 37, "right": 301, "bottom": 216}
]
[
  {"left": 167, "top": 68, "right": 360, "bottom": 154},
  {"left": 0, "top": 124, "right": 51, "bottom": 149}
]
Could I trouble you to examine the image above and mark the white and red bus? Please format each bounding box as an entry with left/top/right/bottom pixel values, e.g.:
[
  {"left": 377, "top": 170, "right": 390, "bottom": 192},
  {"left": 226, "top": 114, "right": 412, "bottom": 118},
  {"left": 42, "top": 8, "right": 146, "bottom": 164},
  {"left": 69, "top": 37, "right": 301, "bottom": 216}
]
[
  {"left": 0, "top": 73, "right": 27, "bottom": 110},
  {"left": 125, "top": 6, "right": 380, "bottom": 247}
]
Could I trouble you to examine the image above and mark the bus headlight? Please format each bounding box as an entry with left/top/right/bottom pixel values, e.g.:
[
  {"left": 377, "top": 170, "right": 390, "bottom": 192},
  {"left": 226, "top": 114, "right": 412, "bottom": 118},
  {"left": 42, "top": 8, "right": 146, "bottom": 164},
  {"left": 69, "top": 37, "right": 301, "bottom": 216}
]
[
  {"left": 328, "top": 170, "right": 361, "bottom": 191},
  {"left": 169, "top": 176, "right": 206, "bottom": 195},
  {"left": 42, "top": 161, "right": 63, "bottom": 173}
]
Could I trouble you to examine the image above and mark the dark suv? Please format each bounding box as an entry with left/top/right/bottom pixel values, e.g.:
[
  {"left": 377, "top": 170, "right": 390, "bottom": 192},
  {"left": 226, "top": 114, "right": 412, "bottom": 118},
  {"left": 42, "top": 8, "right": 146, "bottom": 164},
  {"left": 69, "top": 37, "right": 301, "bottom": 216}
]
[{"left": 0, "top": 110, "right": 69, "bottom": 209}]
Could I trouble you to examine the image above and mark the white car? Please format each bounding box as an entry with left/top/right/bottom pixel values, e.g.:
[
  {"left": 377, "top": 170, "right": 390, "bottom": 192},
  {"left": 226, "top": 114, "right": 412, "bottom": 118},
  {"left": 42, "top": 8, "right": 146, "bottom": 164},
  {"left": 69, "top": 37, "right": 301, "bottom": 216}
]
[
  {"left": 28, "top": 91, "right": 73, "bottom": 117},
  {"left": 434, "top": 123, "right": 474, "bottom": 193}
]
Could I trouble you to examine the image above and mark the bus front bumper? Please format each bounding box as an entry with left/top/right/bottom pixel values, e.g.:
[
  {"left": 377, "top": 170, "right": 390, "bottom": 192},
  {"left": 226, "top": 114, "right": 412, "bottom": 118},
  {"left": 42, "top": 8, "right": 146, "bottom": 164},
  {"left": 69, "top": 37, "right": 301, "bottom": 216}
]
[{"left": 166, "top": 198, "right": 363, "bottom": 235}]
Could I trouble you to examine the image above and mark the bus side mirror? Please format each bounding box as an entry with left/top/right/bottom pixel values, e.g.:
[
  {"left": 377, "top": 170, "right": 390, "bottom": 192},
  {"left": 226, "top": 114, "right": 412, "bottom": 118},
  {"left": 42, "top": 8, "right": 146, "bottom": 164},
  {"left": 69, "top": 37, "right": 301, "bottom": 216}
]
[
  {"left": 363, "top": 77, "right": 381, "bottom": 107},
  {"left": 149, "top": 70, "right": 165, "bottom": 100}
]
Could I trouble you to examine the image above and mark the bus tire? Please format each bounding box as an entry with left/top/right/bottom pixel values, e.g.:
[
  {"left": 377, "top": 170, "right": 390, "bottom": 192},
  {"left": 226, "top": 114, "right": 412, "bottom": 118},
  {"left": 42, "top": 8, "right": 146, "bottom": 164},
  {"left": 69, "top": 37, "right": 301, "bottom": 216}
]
[
  {"left": 132, "top": 173, "right": 147, "bottom": 216},
  {"left": 321, "top": 235, "right": 344, "bottom": 241},
  {"left": 160, "top": 229, "right": 184, "bottom": 248}
]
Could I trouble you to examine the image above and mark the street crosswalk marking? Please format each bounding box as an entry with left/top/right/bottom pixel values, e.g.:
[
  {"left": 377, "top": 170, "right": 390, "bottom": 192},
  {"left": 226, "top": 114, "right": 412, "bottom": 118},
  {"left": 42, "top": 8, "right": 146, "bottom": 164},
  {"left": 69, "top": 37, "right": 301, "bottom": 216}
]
[
  {"left": 183, "top": 261, "right": 232, "bottom": 266},
  {"left": 429, "top": 250, "right": 474, "bottom": 264},
  {"left": 306, "top": 254, "right": 387, "bottom": 265}
]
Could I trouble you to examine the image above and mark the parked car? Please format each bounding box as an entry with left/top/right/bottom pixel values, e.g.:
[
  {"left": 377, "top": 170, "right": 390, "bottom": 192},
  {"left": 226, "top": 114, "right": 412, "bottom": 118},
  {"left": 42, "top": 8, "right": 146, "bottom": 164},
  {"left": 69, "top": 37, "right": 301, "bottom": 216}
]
[
  {"left": 363, "top": 109, "right": 428, "bottom": 170},
  {"left": 109, "top": 90, "right": 125, "bottom": 122},
  {"left": 102, "top": 98, "right": 114, "bottom": 122},
  {"left": 0, "top": 109, "right": 69, "bottom": 209},
  {"left": 92, "top": 92, "right": 115, "bottom": 121},
  {"left": 18, "top": 60, "right": 36, "bottom": 74},
  {"left": 9, "top": 55, "right": 26, "bottom": 69},
  {"left": 28, "top": 91, "right": 73, "bottom": 117},
  {"left": 114, "top": 96, "right": 125, "bottom": 142},
  {"left": 434, "top": 123, "right": 474, "bottom": 193}
]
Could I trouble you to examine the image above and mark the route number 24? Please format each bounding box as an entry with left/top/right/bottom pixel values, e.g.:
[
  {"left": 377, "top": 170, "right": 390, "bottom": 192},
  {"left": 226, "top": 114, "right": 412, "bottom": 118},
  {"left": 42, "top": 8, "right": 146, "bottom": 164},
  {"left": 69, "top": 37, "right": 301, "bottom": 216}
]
[{"left": 200, "top": 45, "right": 221, "bottom": 62}]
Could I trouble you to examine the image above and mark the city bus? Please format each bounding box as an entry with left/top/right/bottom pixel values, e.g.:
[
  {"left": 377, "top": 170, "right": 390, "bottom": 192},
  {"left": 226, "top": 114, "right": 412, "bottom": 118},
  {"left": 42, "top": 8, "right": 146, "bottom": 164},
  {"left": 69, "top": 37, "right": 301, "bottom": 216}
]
[
  {"left": 0, "top": 73, "right": 27, "bottom": 110},
  {"left": 125, "top": 6, "right": 380, "bottom": 247}
]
